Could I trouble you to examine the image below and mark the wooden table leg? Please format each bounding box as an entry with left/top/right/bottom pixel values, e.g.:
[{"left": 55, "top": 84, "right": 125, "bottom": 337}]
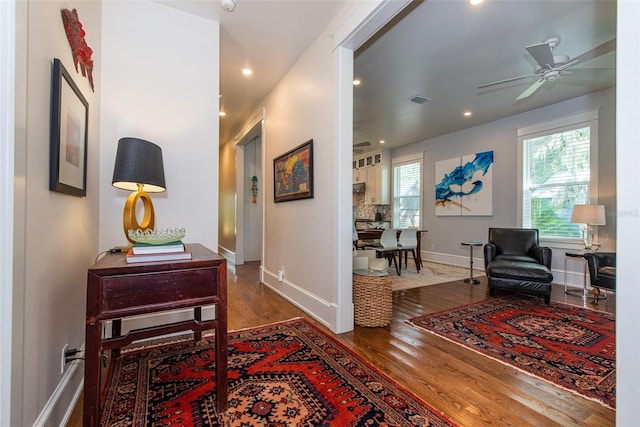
[
  {"left": 112, "top": 319, "right": 121, "bottom": 358},
  {"left": 416, "top": 230, "right": 425, "bottom": 267},
  {"left": 83, "top": 321, "right": 102, "bottom": 427},
  {"left": 194, "top": 307, "right": 202, "bottom": 341},
  {"left": 215, "top": 302, "right": 228, "bottom": 412}
]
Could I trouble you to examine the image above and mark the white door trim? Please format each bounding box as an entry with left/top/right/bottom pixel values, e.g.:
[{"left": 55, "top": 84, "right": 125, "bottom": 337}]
[{"left": 0, "top": 0, "right": 15, "bottom": 423}]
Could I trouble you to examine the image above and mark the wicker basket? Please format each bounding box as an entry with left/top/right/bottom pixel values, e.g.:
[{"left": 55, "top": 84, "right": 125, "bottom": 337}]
[{"left": 353, "top": 273, "right": 392, "bottom": 327}]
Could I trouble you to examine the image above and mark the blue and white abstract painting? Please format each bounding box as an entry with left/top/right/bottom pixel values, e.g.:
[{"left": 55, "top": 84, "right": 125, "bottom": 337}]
[{"left": 435, "top": 151, "right": 494, "bottom": 216}]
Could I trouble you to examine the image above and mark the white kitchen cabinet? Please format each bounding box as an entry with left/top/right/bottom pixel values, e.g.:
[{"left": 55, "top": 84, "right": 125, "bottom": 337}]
[
  {"left": 366, "top": 164, "right": 389, "bottom": 204},
  {"left": 353, "top": 149, "right": 390, "bottom": 204}
]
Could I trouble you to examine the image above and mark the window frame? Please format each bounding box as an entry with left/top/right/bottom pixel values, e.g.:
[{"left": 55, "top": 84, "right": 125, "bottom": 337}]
[
  {"left": 392, "top": 155, "right": 423, "bottom": 230},
  {"left": 517, "top": 110, "right": 599, "bottom": 244}
]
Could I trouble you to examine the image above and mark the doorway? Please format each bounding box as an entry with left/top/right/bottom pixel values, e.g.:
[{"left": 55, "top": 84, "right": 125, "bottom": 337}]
[
  {"left": 242, "top": 136, "right": 262, "bottom": 262},
  {"left": 234, "top": 117, "right": 264, "bottom": 271}
]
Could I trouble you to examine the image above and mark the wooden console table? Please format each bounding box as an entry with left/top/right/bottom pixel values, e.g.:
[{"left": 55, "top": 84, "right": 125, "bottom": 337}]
[{"left": 83, "top": 243, "right": 227, "bottom": 426}]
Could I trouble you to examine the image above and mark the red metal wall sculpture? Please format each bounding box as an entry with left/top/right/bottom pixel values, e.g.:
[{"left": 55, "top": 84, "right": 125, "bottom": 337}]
[{"left": 61, "top": 8, "right": 94, "bottom": 92}]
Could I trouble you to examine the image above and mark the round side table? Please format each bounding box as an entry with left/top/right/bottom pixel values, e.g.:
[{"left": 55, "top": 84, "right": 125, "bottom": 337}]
[{"left": 461, "top": 241, "right": 483, "bottom": 284}]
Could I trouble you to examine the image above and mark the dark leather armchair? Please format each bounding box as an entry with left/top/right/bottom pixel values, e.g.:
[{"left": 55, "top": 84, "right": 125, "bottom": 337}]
[
  {"left": 484, "top": 228, "right": 553, "bottom": 304},
  {"left": 584, "top": 252, "right": 616, "bottom": 304}
]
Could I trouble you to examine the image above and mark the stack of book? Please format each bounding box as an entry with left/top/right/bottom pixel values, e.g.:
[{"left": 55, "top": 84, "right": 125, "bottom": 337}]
[{"left": 125, "top": 241, "right": 192, "bottom": 263}]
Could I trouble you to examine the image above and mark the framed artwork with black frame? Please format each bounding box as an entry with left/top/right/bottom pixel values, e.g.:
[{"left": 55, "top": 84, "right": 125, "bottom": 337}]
[
  {"left": 50, "top": 58, "right": 89, "bottom": 197},
  {"left": 273, "top": 139, "right": 314, "bottom": 203}
]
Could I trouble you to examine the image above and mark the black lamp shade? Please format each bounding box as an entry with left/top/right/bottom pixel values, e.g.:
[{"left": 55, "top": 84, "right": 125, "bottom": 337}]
[{"left": 112, "top": 137, "right": 166, "bottom": 192}]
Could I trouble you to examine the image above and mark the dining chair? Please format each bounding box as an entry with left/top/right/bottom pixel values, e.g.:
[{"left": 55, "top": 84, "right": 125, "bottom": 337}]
[
  {"left": 374, "top": 229, "right": 400, "bottom": 275},
  {"left": 398, "top": 229, "right": 420, "bottom": 272}
]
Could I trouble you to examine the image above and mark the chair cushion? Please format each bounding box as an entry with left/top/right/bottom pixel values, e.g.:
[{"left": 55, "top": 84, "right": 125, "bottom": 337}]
[
  {"left": 494, "top": 254, "right": 539, "bottom": 264},
  {"left": 487, "top": 260, "right": 553, "bottom": 283}
]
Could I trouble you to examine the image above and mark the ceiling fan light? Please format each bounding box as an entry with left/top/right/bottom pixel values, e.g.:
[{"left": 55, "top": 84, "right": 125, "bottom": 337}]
[{"left": 546, "top": 70, "right": 561, "bottom": 81}]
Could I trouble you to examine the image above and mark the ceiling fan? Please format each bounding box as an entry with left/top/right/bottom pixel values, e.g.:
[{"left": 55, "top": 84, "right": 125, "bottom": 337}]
[
  {"left": 353, "top": 141, "right": 371, "bottom": 154},
  {"left": 478, "top": 37, "right": 616, "bottom": 101}
]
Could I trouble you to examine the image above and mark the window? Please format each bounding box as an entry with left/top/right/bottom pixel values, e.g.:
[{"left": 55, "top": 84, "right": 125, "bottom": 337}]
[
  {"left": 393, "top": 159, "right": 422, "bottom": 229},
  {"left": 518, "top": 110, "right": 598, "bottom": 240}
]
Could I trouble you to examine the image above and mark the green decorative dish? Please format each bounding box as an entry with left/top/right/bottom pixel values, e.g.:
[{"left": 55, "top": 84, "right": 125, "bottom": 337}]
[{"left": 128, "top": 228, "right": 186, "bottom": 245}]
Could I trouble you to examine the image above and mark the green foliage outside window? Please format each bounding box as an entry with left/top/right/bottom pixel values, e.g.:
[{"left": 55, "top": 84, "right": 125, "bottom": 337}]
[{"left": 523, "top": 127, "right": 590, "bottom": 239}]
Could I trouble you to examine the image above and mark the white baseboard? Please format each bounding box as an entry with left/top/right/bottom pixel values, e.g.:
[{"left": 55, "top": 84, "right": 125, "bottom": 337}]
[
  {"left": 33, "top": 345, "right": 84, "bottom": 427},
  {"left": 260, "top": 268, "right": 333, "bottom": 330},
  {"left": 421, "top": 250, "right": 584, "bottom": 288},
  {"left": 217, "top": 245, "right": 236, "bottom": 264},
  {"left": 107, "top": 307, "right": 216, "bottom": 339},
  {"left": 421, "top": 250, "right": 477, "bottom": 269}
]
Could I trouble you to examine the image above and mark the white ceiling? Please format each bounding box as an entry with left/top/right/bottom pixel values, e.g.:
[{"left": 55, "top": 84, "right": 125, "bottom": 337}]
[
  {"left": 158, "top": 0, "right": 348, "bottom": 143},
  {"left": 159, "top": 0, "right": 616, "bottom": 150}
]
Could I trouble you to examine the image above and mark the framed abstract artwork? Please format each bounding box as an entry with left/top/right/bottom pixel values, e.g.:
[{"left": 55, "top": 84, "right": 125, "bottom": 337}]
[
  {"left": 273, "top": 139, "right": 314, "bottom": 203},
  {"left": 50, "top": 58, "right": 89, "bottom": 197},
  {"left": 435, "top": 150, "right": 493, "bottom": 216}
]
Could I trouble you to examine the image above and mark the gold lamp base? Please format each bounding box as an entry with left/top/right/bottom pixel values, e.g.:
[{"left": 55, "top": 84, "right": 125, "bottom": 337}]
[{"left": 123, "top": 188, "right": 155, "bottom": 243}]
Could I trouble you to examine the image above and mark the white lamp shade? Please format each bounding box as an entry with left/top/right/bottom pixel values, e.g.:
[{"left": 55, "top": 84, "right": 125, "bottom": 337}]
[{"left": 570, "top": 204, "right": 606, "bottom": 225}]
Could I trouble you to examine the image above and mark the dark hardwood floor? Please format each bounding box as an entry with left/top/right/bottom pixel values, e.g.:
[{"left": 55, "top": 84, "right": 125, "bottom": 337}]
[{"left": 68, "top": 261, "right": 615, "bottom": 426}]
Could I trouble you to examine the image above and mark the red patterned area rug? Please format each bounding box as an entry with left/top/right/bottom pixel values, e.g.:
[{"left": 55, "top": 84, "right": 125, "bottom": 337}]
[
  {"left": 408, "top": 295, "right": 615, "bottom": 409},
  {"left": 100, "top": 318, "right": 455, "bottom": 426}
]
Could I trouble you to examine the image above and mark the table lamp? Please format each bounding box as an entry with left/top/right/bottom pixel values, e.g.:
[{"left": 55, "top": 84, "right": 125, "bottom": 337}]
[
  {"left": 570, "top": 204, "right": 605, "bottom": 250},
  {"left": 112, "top": 137, "right": 166, "bottom": 243}
]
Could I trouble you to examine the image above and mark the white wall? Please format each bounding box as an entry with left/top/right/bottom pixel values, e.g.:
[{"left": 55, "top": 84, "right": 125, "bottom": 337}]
[
  {"left": 392, "top": 88, "right": 616, "bottom": 283},
  {"left": 1, "top": 1, "right": 17, "bottom": 424},
  {"left": 99, "top": 1, "right": 219, "bottom": 252},
  {"left": 616, "top": 1, "right": 640, "bottom": 423},
  {"left": 258, "top": 29, "right": 341, "bottom": 328},
  {"left": 13, "top": 1, "right": 102, "bottom": 425}
]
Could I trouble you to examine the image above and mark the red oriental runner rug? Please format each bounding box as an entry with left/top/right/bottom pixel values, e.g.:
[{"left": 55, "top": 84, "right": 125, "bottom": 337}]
[
  {"left": 100, "top": 318, "right": 455, "bottom": 426},
  {"left": 408, "top": 295, "right": 615, "bottom": 409}
]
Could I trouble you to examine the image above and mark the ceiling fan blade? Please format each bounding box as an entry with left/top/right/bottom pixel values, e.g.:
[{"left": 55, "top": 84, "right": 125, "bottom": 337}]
[
  {"left": 478, "top": 74, "right": 536, "bottom": 89},
  {"left": 572, "top": 38, "right": 616, "bottom": 64},
  {"left": 516, "top": 79, "right": 545, "bottom": 100},
  {"left": 526, "top": 42, "right": 556, "bottom": 68}
]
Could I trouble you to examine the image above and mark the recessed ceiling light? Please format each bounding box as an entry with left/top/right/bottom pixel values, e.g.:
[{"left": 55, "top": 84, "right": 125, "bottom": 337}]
[
  {"left": 464, "top": 111, "right": 473, "bottom": 117},
  {"left": 242, "top": 68, "right": 253, "bottom": 76},
  {"left": 469, "top": 0, "right": 484, "bottom": 5},
  {"left": 353, "top": 79, "right": 361, "bottom": 86},
  {"left": 379, "top": 140, "right": 385, "bottom": 144}
]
